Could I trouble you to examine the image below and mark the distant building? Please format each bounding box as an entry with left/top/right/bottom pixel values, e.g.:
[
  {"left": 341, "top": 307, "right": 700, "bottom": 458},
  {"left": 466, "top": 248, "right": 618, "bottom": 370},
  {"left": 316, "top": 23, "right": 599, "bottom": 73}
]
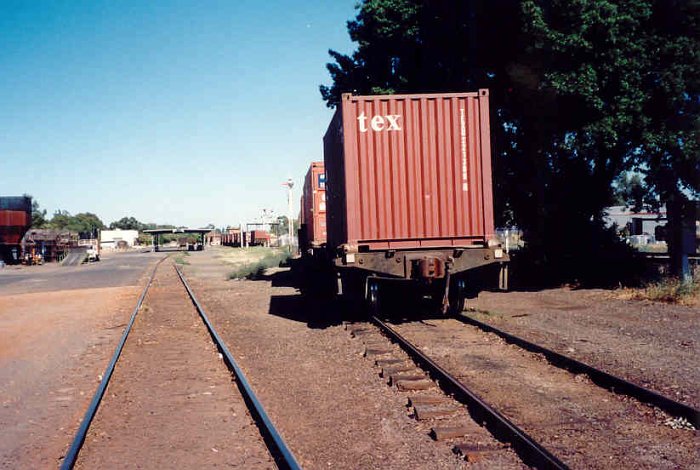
[
  {"left": 205, "top": 230, "right": 221, "bottom": 246},
  {"left": 100, "top": 229, "right": 139, "bottom": 249},
  {"left": 22, "top": 229, "right": 77, "bottom": 262},
  {"left": 604, "top": 206, "right": 667, "bottom": 240}
]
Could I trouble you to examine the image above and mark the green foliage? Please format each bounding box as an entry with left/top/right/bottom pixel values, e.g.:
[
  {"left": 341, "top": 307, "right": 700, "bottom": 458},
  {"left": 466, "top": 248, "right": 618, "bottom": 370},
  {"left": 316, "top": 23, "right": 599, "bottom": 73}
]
[
  {"left": 635, "top": 273, "right": 699, "bottom": 305},
  {"left": 24, "top": 195, "right": 48, "bottom": 228},
  {"left": 109, "top": 216, "right": 144, "bottom": 230},
  {"left": 613, "top": 172, "right": 646, "bottom": 210},
  {"left": 49, "top": 210, "right": 105, "bottom": 234},
  {"left": 228, "top": 250, "right": 290, "bottom": 280},
  {"left": 174, "top": 252, "right": 190, "bottom": 265},
  {"left": 321, "top": 0, "right": 699, "bottom": 282}
]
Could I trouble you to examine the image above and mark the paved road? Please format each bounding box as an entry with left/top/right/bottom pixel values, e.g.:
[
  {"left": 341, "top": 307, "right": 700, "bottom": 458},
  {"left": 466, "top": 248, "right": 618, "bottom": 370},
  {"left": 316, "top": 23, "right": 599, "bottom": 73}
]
[{"left": 0, "top": 251, "right": 163, "bottom": 295}]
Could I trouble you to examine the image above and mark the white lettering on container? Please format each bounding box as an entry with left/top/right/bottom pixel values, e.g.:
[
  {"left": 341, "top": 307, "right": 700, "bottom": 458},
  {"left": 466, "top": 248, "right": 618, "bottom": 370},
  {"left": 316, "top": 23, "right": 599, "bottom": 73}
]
[
  {"left": 460, "top": 108, "right": 468, "bottom": 192},
  {"left": 370, "top": 115, "right": 385, "bottom": 131},
  {"left": 357, "top": 112, "right": 369, "bottom": 132},
  {"left": 357, "top": 112, "right": 402, "bottom": 132}
]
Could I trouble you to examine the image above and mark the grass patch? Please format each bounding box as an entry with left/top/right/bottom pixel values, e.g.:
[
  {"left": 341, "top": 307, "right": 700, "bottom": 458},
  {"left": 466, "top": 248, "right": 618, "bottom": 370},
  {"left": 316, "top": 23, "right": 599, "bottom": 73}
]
[
  {"left": 226, "top": 248, "right": 290, "bottom": 280},
  {"left": 619, "top": 273, "right": 699, "bottom": 306},
  {"left": 174, "top": 252, "right": 190, "bottom": 265}
]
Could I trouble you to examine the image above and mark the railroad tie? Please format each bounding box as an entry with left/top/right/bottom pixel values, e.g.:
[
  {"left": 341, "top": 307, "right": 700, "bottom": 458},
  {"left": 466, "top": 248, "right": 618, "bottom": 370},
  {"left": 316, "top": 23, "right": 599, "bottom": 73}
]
[
  {"left": 453, "top": 444, "right": 499, "bottom": 463},
  {"left": 413, "top": 405, "right": 459, "bottom": 420},
  {"left": 395, "top": 378, "right": 433, "bottom": 391},
  {"left": 389, "top": 373, "right": 426, "bottom": 386},
  {"left": 375, "top": 358, "right": 405, "bottom": 367},
  {"left": 380, "top": 364, "right": 415, "bottom": 378},
  {"left": 407, "top": 395, "right": 445, "bottom": 408},
  {"left": 364, "top": 347, "right": 393, "bottom": 357},
  {"left": 430, "top": 426, "right": 472, "bottom": 441}
]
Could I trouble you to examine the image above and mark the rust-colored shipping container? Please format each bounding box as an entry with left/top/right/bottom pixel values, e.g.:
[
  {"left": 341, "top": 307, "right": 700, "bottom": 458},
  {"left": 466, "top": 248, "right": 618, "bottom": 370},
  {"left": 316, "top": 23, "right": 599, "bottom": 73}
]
[
  {"left": 300, "top": 161, "right": 327, "bottom": 249},
  {"left": 0, "top": 210, "right": 30, "bottom": 228},
  {"left": 322, "top": 91, "right": 506, "bottom": 310},
  {"left": 324, "top": 91, "right": 495, "bottom": 251},
  {"left": 250, "top": 230, "right": 271, "bottom": 247},
  {"left": 221, "top": 228, "right": 242, "bottom": 247},
  {"left": 0, "top": 196, "right": 32, "bottom": 264}
]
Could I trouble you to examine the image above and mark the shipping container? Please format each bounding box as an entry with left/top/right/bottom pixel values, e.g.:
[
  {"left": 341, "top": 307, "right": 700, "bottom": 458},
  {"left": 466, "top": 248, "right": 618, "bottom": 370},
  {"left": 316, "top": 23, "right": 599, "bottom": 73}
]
[
  {"left": 221, "top": 229, "right": 243, "bottom": 247},
  {"left": 324, "top": 91, "right": 494, "bottom": 251},
  {"left": 0, "top": 210, "right": 30, "bottom": 227},
  {"left": 321, "top": 91, "right": 507, "bottom": 313},
  {"left": 250, "top": 230, "right": 271, "bottom": 247},
  {"left": 300, "top": 161, "right": 327, "bottom": 252},
  {"left": 0, "top": 225, "right": 29, "bottom": 245},
  {"left": 0, "top": 196, "right": 32, "bottom": 212},
  {"left": 0, "top": 196, "right": 32, "bottom": 264}
]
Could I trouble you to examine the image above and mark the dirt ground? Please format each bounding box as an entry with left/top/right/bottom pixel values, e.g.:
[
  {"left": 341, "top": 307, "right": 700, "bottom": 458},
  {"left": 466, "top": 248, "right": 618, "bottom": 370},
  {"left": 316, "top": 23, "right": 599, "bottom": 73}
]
[
  {"left": 467, "top": 288, "right": 700, "bottom": 409},
  {"left": 5, "top": 246, "right": 696, "bottom": 468},
  {"left": 182, "top": 248, "right": 475, "bottom": 469},
  {"left": 75, "top": 262, "right": 273, "bottom": 469},
  {"left": 388, "top": 318, "right": 699, "bottom": 469},
  {"left": 0, "top": 285, "right": 143, "bottom": 468}
]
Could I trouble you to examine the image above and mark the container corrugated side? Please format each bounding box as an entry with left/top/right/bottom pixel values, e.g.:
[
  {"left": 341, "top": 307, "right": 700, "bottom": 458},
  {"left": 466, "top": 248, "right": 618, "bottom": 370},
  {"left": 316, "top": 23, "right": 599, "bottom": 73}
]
[
  {"left": 324, "top": 90, "right": 495, "bottom": 251},
  {"left": 0, "top": 211, "right": 30, "bottom": 244},
  {"left": 302, "top": 162, "right": 327, "bottom": 247},
  {"left": 0, "top": 210, "right": 30, "bottom": 227}
]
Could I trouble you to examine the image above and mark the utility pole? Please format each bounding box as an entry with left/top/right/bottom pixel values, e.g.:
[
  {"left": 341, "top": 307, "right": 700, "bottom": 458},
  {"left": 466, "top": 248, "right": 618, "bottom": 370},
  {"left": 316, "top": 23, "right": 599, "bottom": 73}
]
[{"left": 282, "top": 178, "right": 294, "bottom": 249}]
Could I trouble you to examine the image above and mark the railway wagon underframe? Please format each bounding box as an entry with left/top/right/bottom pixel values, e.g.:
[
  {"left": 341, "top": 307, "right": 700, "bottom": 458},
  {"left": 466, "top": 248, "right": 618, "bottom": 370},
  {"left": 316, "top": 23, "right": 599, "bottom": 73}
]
[{"left": 334, "top": 245, "right": 508, "bottom": 315}]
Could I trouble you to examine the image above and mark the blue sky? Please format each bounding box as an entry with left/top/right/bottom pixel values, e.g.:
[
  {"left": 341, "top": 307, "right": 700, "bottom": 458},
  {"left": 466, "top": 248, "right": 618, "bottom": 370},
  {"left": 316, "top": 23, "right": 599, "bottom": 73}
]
[{"left": 0, "top": 0, "right": 356, "bottom": 227}]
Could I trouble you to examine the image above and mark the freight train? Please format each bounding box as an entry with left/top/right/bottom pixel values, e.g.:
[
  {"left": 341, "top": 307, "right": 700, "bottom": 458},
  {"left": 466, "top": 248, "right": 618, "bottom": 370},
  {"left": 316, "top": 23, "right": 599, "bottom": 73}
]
[{"left": 299, "top": 90, "right": 508, "bottom": 314}]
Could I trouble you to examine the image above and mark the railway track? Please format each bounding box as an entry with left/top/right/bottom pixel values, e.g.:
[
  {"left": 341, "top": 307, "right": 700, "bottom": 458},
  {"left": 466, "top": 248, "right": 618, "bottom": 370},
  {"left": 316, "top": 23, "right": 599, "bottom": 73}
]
[
  {"left": 368, "top": 316, "right": 567, "bottom": 470},
  {"left": 60, "top": 259, "right": 300, "bottom": 470},
  {"left": 355, "top": 313, "right": 698, "bottom": 469},
  {"left": 455, "top": 312, "right": 700, "bottom": 428}
]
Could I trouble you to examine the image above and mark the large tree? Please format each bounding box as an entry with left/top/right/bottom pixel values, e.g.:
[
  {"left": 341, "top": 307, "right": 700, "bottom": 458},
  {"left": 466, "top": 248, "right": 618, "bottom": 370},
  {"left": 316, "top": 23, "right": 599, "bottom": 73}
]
[
  {"left": 321, "top": 0, "right": 698, "bottom": 283},
  {"left": 638, "top": 0, "right": 699, "bottom": 279},
  {"left": 109, "top": 216, "right": 144, "bottom": 231},
  {"left": 23, "top": 194, "right": 48, "bottom": 228},
  {"left": 49, "top": 210, "right": 105, "bottom": 234}
]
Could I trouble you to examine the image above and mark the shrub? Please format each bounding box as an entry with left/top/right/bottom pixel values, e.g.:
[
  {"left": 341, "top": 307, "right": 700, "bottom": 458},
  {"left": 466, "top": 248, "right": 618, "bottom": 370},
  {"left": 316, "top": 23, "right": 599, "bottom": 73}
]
[{"left": 228, "top": 250, "right": 290, "bottom": 280}]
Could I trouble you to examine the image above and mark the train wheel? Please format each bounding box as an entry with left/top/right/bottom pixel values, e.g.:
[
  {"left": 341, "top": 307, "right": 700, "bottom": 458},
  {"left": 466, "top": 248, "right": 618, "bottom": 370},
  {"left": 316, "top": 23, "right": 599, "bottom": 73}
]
[
  {"left": 446, "top": 279, "right": 466, "bottom": 316},
  {"left": 367, "top": 279, "right": 381, "bottom": 316}
]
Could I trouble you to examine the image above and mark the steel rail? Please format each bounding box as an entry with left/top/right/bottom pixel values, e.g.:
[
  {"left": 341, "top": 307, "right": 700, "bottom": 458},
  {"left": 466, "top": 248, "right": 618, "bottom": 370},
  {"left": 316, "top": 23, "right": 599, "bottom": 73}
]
[
  {"left": 60, "top": 256, "right": 166, "bottom": 470},
  {"left": 457, "top": 313, "right": 700, "bottom": 428},
  {"left": 174, "top": 265, "right": 302, "bottom": 470},
  {"left": 370, "top": 315, "right": 569, "bottom": 470}
]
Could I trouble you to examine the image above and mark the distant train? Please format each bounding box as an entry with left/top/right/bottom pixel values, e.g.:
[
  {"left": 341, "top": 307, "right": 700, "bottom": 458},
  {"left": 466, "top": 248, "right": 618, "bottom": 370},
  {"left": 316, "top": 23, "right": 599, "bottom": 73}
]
[{"left": 299, "top": 90, "right": 508, "bottom": 314}]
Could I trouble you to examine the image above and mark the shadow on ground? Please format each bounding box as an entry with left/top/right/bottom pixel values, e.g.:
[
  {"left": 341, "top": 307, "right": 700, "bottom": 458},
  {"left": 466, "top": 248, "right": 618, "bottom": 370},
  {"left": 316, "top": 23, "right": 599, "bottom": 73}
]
[{"left": 262, "top": 268, "right": 454, "bottom": 328}]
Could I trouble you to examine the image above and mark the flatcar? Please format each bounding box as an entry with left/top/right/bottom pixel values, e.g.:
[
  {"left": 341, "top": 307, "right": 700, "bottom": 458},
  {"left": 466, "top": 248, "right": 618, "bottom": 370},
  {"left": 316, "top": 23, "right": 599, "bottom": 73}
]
[{"left": 310, "top": 90, "right": 508, "bottom": 314}]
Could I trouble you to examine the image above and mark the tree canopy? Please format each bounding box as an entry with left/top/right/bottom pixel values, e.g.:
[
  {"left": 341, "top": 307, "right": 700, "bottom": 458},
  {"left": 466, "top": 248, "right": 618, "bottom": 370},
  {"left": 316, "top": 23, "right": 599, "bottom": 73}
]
[
  {"left": 109, "top": 216, "right": 144, "bottom": 231},
  {"left": 48, "top": 210, "right": 105, "bottom": 234},
  {"left": 321, "top": 0, "right": 699, "bottom": 283}
]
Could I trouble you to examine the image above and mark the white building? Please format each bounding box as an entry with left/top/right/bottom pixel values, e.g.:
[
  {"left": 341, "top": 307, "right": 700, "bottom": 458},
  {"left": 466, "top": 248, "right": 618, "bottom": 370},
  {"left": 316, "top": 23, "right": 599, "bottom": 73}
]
[{"left": 100, "top": 229, "right": 139, "bottom": 249}]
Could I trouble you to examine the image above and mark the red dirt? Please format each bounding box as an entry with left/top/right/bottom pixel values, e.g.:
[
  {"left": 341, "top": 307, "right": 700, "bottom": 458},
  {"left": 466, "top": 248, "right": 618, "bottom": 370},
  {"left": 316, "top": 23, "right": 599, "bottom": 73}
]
[
  {"left": 468, "top": 288, "right": 700, "bottom": 409},
  {"left": 389, "top": 318, "right": 699, "bottom": 469},
  {"left": 0, "top": 286, "right": 142, "bottom": 469},
  {"left": 75, "top": 263, "right": 274, "bottom": 468},
  {"left": 182, "top": 249, "right": 479, "bottom": 469}
]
